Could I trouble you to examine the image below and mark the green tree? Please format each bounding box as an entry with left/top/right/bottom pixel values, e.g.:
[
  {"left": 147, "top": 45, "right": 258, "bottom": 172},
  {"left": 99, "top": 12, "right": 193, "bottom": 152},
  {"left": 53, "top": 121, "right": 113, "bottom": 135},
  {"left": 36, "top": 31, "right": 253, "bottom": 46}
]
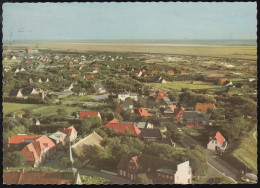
[
  {"left": 23, "top": 109, "right": 33, "bottom": 119},
  {"left": 136, "top": 173, "right": 153, "bottom": 184},
  {"left": 3, "top": 151, "right": 26, "bottom": 167}
]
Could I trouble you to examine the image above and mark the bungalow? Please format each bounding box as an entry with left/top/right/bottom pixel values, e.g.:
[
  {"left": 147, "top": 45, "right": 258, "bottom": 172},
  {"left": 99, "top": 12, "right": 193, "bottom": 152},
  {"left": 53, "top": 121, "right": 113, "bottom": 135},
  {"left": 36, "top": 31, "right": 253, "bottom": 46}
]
[
  {"left": 136, "top": 122, "right": 153, "bottom": 130},
  {"left": 59, "top": 126, "right": 78, "bottom": 142},
  {"left": 48, "top": 131, "right": 67, "bottom": 150},
  {"left": 168, "top": 70, "right": 174, "bottom": 75},
  {"left": 3, "top": 170, "right": 82, "bottom": 184},
  {"left": 9, "top": 89, "right": 23, "bottom": 98},
  {"left": 180, "top": 70, "right": 187, "bottom": 75},
  {"left": 84, "top": 75, "right": 94, "bottom": 80},
  {"left": 195, "top": 103, "right": 216, "bottom": 113},
  {"left": 151, "top": 70, "right": 158, "bottom": 75},
  {"left": 134, "top": 108, "right": 153, "bottom": 117},
  {"left": 156, "top": 91, "right": 167, "bottom": 101},
  {"left": 72, "top": 132, "right": 103, "bottom": 159},
  {"left": 104, "top": 123, "right": 141, "bottom": 135},
  {"left": 8, "top": 134, "right": 42, "bottom": 151},
  {"left": 21, "top": 135, "right": 56, "bottom": 167},
  {"left": 219, "top": 78, "right": 229, "bottom": 85},
  {"left": 79, "top": 111, "right": 101, "bottom": 120},
  {"left": 117, "top": 154, "right": 192, "bottom": 184},
  {"left": 139, "top": 129, "right": 175, "bottom": 146},
  {"left": 207, "top": 131, "right": 227, "bottom": 152}
]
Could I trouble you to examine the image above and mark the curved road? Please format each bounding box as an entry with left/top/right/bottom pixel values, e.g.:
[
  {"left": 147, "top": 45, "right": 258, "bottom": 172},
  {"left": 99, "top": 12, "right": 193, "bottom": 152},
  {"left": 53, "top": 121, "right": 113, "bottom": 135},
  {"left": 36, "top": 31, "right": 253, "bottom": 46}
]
[{"left": 181, "top": 131, "right": 244, "bottom": 184}]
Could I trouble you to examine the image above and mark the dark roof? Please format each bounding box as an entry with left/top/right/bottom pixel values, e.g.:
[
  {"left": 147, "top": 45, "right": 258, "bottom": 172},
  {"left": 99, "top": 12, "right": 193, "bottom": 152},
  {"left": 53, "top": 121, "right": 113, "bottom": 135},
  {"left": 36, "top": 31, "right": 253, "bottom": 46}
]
[
  {"left": 139, "top": 129, "right": 163, "bottom": 140},
  {"left": 120, "top": 99, "right": 134, "bottom": 109},
  {"left": 9, "top": 89, "right": 20, "bottom": 97},
  {"left": 21, "top": 87, "right": 34, "bottom": 95},
  {"left": 157, "top": 137, "right": 175, "bottom": 146},
  {"left": 183, "top": 111, "right": 198, "bottom": 124},
  {"left": 198, "top": 116, "right": 210, "bottom": 126}
]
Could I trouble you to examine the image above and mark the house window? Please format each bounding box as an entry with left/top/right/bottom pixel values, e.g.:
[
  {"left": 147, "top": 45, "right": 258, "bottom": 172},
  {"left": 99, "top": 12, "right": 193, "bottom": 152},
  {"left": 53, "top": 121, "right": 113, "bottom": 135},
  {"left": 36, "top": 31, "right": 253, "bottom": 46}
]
[
  {"left": 166, "top": 175, "right": 169, "bottom": 179},
  {"left": 120, "top": 170, "right": 122, "bottom": 175},
  {"left": 187, "top": 119, "right": 193, "bottom": 123},
  {"left": 215, "top": 141, "right": 218, "bottom": 144},
  {"left": 212, "top": 140, "right": 214, "bottom": 143},
  {"left": 170, "top": 176, "right": 173, "bottom": 179},
  {"left": 188, "top": 178, "right": 191, "bottom": 183},
  {"left": 158, "top": 173, "right": 161, "bottom": 177}
]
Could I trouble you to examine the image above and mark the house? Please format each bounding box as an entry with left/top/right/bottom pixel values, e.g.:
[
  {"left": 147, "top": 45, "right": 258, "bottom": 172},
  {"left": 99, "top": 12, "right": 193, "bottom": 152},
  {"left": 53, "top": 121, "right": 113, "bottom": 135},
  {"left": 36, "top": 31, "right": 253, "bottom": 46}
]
[
  {"left": 20, "top": 68, "right": 25, "bottom": 72},
  {"left": 71, "top": 74, "right": 80, "bottom": 78},
  {"left": 104, "top": 122, "right": 141, "bottom": 135},
  {"left": 169, "top": 105, "right": 185, "bottom": 122},
  {"left": 139, "top": 129, "right": 175, "bottom": 146},
  {"left": 180, "top": 70, "right": 187, "bottom": 75},
  {"left": 156, "top": 91, "right": 167, "bottom": 100},
  {"left": 15, "top": 68, "right": 20, "bottom": 73},
  {"left": 48, "top": 131, "right": 67, "bottom": 150},
  {"left": 21, "top": 135, "right": 56, "bottom": 167},
  {"left": 248, "top": 78, "right": 256, "bottom": 82},
  {"left": 117, "top": 154, "right": 192, "bottom": 184},
  {"left": 120, "top": 99, "right": 134, "bottom": 112},
  {"left": 8, "top": 134, "right": 42, "bottom": 151},
  {"left": 195, "top": 103, "right": 215, "bottom": 113},
  {"left": 158, "top": 77, "right": 167, "bottom": 83},
  {"left": 136, "top": 70, "right": 143, "bottom": 77},
  {"left": 53, "top": 90, "right": 74, "bottom": 99},
  {"left": 219, "top": 78, "right": 229, "bottom": 85},
  {"left": 59, "top": 126, "right": 78, "bottom": 142},
  {"left": 93, "top": 83, "right": 106, "bottom": 94},
  {"left": 118, "top": 93, "right": 130, "bottom": 101},
  {"left": 72, "top": 132, "right": 103, "bottom": 159},
  {"left": 12, "top": 56, "right": 17, "bottom": 60},
  {"left": 33, "top": 118, "right": 41, "bottom": 126},
  {"left": 92, "top": 93, "right": 110, "bottom": 101},
  {"left": 134, "top": 108, "right": 153, "bottom": 116},
  {"left": 207, "top": 131, "right": 227, "bottom": 152},
  {"left": 3, "top": 170, "right": 82, "bottom": 184},
  {"left": 136, "top": 122, "right": 153, "bottom": 130},
  {"left": 79, "top": 111, "right": 101, "bottom": 120},
  {"left": 168, "top": 70, "right": 174, "bottom": 75},
  {"left": 9, "top": 89, "right": 23, "bottom": 98},
  {"left": 84, "top": 75, "right": 94, "bottom": 80},
  {"left": 21, "top": 87, "right": 38, "bottom": 96},
  {"left": 27, "top": 48, "right": 33, "bottom": 53},
  {"left": 151, "top": 70, "right": 158, "bottom": 75},
  {"left": 182, "top": 111, "right": 210, "bottom": 128}
]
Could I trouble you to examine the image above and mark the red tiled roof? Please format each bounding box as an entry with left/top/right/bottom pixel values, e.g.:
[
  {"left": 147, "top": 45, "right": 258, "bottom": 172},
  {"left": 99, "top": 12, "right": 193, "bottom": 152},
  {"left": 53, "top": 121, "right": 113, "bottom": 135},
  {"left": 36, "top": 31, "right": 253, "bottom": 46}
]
[
  {"left": 79, "top": 111, "right": 99, "bottom": 119},
  {"left": 173, "top": 107, "right": 185, "bottom": 117},
  {"left": 195, "top": 103, "right": 215, "bottom": 112},
  {"left": 131, "top": 156, "right": 139, "bottom": 166},
  {"left": 3, "top": 171, "right": 72, "bottom": 184},
  {"left": 9, "top": 135, "right": 42, "bottom": 144},
  {"left": 84, "top": 75, "right": 94, "bottom": 80},
  {"left": 156, "top": 92, "right": 167, "bottom": 100},
  {"left": 21, "top": 135, "right": 55, "bottom": 162},
  {"left": 59, "top": 126, "right": 78, "bottom": 137},
  {"left": 104, "top": 123, "right": 141, "bottom": 135},
  {"left": 181, "top": 70, "right": 187, "bottom": 74},
  {"left": 134, "top": 108, "right": 153, "bottom": 116},
  {"left": 213, "top": 131, "right": 225, "bottom": 145},
  {"left": 168, "top": 70, "right": 174, "bottom": 75},
  {"left": 151, "top": 70, "right": 158, "bottom": 74},
  {"left": 220, "top": 78, "right": 228, "bottom": 84}
]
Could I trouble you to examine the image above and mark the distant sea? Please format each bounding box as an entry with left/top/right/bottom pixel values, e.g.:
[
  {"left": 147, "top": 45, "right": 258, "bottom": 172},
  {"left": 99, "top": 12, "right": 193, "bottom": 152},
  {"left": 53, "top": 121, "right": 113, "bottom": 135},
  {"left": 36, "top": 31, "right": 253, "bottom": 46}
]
[{"left": 3, "top": 39, "right": 257, "bottom": 46}]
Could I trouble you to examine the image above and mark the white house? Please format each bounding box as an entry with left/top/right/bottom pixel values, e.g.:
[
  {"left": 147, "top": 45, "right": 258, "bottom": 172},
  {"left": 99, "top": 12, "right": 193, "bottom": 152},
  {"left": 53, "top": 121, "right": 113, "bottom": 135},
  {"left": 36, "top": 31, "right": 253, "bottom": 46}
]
[
  {"left": 12, "top": 56, "right": 17, "bottom": 60},
  {"left": 38, "top": 78, "right": 42, "bottom": 83},
  {"left": 136, "top": 71, "right": 143, "bottom": 77},
  {"left": 207, "top": 131, "right": 227, "bottom": 152},
  {"left": 15, "top": 68, "right": 20, "bottom": 74},
  {"left": 174, "top": 161, "right": 192, "bottom": 184},
  {"left": 20, "top": 68, "right": 25, "bottom": 72}
]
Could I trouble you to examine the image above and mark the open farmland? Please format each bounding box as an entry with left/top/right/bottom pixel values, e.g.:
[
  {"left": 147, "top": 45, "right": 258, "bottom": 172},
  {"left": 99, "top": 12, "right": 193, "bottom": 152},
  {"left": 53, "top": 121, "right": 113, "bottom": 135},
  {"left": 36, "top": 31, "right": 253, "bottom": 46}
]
[
  {"left": 146, "top": 81, "right": 221, "bottom": 93},
  {"left": 3, "top": 103, "right": 41, "bottom": 115},
  {"left": 7, "top": 43, "right": 257, "bottom": 61}
]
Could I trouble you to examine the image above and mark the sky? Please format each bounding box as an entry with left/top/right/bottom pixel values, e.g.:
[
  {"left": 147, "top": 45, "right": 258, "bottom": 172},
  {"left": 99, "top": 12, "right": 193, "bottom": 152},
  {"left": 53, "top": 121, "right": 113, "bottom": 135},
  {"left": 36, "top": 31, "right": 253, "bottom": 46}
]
[{"left": 2, "top": 2, "right": 257, "bottom": 41}]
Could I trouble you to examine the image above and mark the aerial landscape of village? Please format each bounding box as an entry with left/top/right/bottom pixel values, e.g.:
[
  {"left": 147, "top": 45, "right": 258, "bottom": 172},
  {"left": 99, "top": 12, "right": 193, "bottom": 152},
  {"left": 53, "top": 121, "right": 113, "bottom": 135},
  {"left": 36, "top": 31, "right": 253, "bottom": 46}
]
[{"left": 2, "top": 2, "right": 257, "bottom": 185}]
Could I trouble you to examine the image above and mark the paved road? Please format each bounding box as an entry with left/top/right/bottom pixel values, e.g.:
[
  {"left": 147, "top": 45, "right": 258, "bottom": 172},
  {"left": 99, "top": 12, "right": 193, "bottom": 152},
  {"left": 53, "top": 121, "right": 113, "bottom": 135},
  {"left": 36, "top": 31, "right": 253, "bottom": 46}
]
[
  {"left": 43, "top": 151, "right": 132, "bottom": 184},
  {"left": 181, "top": 131, "right": 244, "bottom": 184}
]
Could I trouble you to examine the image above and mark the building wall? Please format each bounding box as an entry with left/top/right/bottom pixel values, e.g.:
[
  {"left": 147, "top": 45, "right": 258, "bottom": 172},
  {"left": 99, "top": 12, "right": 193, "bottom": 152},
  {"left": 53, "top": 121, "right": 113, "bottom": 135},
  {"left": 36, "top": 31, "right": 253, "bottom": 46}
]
[
  {"left": 174, "top": 161, "right": 192, "bottom": 184},
  {"left": 207, "top": 140, "right": 222, "bottom": 151},
  {"left": 156, "top": 171, "right": 175, "bottom": 184}
]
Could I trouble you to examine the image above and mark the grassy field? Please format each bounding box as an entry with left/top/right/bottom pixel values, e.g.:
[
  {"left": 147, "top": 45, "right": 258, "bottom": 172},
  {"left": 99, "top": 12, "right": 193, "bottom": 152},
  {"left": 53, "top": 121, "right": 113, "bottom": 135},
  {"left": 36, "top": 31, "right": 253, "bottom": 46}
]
[
  {"left": 7, "top": 43, "right": 257, "bottom": 60},
  {"left": 146, "top": 81, "right": 221, "bottom": 93},
  {"left": 231, "top": 127, "right": 257, "bottom": 173},
  {"left": 3, "top": 102, "right": 41, "bottom": 115},
  {"left": 3, "top": 59, "right": 21, "bottom": 66}
]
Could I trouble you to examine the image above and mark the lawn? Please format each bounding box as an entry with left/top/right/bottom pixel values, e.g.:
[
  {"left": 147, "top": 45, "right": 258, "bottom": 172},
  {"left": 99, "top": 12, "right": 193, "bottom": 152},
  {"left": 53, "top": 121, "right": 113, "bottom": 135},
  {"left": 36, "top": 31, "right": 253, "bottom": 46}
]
[
  {"left": 146, "top": 81, "right": 221, "bottom": 93},
  {"left": 3, "top": 102, "right": 42, "bottom": 115},
  {"left": 2, "top": 59, "right": 21, "bottom": 66},
  {"left": 31, "top": 105, "right": 81, "bottom": 116},
  {"left": 80, "top": 175, "right": 111, "bottom": 184}
]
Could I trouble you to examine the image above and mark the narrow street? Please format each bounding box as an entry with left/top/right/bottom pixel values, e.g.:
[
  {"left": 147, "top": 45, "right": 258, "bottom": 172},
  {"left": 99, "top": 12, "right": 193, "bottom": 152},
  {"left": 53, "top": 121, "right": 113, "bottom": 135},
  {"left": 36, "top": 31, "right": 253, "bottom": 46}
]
[{"left": 181, "top": 131, "right": 244, "bottom": 183}]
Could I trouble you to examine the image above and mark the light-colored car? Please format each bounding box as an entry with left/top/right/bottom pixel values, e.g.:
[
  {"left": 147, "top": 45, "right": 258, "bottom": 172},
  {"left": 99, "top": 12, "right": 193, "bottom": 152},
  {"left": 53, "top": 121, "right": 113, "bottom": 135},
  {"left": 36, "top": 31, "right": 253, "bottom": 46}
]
[{"left": 241, "top": 173, "right": 257, "bottom": 183}]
